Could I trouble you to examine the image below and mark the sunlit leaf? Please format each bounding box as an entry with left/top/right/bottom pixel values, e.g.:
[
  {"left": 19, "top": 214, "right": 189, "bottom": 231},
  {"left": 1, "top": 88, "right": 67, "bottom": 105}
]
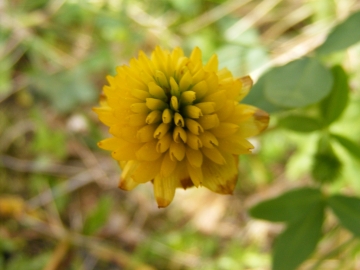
[
  {"left": 328, "top": 194, "right": 360, "bottom": 237},
  {"left": 273, "top": 202, "right": 324, "bottom": 270},
  {"left": 242, "top": 71, "right": 286, "bottom": 113},
  {"left": 263, "top": 58, "right": 333, "bottom": 108},
  {"left": 217, "top": 29, "right": 269, "bottom": 76},
  {"left": 331, "top": 134, "right": 360, "bottom": 160},
  {"left": 170, "top": 0, "right": 201, "bottom": 14},
  {"left": 278, "top": 115, "right": 323, "bottom": 132},
  {"left": 320, "top": 65, "right": 349, "bottom": 125},
  {"left": 316, "top": 10, "right": 360, "bottom": 55},
  {"left": 249, "top": 187, "right": 322, "bottom": 222}
]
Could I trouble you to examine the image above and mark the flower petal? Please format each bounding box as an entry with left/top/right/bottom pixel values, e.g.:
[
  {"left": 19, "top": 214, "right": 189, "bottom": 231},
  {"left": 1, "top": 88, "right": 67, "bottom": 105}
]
[
  {"left": 238, "top": 76, "right": 253, "bottom": 101},
  {"left": 111, "top": 141, "right": 142, "bottom": 161},
  {"left": 180, "top": 91, "right": 196, "bottom": 105},
  {"left": 162, "top": 108, "right": 174, "bottom": 124},
  {"left": 170, "top": 96, "right": 179, "bottom": 111},
  {"left": 174, "top": 112, "right": 185, "bottom": 127},
  {"left": 183, "top": 105, "right": 203, "bottom": 118},
  {"left": 111, "top": 125, "right": 141, "bottom": 143},
  {"left": 202, "top": 90, "right": 226, "bottom": 111},
  {"left": 210, "top": 122, "right": 239, "bottom": 138},
  {"left": 93, "top": 107, "right": 119, "bottom": 126},
  {"left": 170, "top": 77, "right": 180, "bottom": 96},
  {"left": 118, "top": 176, "right": 139, "bottom": 191},
  {"left": 216, "top": 100, "right": 235, "bottom": 121},
  {"left": 112, "top": 148, "right": 138, "bottom": 161},
  {"left": 197, "top": 114, "right": 220, "bottom": 130},
  {"left": 180, "top": 177, "right": 195, "bottom": 189},
  {"left": 199, "top": 131, "right": 218, "bottom": 148},
  {"left": 191, "top": 80, "right": 208, "bottom": 100},
  {"left": 132, "top": 160, "right": 161, "bottom": 183},
  {"left": 161, "top": 151, "right": 177, "bottom": 177},
  {"left": 153, "top": 174, "right": 177, "bottom": 208},
  {"left": 185, "top": 118, "right": 204, "bottom": 135},
  {"left": 146, "top": 98, "right": 168, "bottom": 111},
  {"left": 230, "top": 105, "right": 269, "bottom": 137},
  {"left": 119, "top": 161, "right": 139, "bottom": 190},
  {"left": 185, "top": 146, "right": 203, "bottom": 167},
  {"left": 136, "top": 124, "right": 158, "bottom": 142},
  {"left": 190, "top": 47, "right": 202, "bottom": 63},
  {"left": 201, "top": 147, "right": 226, "bottom": 165},
  {"left": 186, "top": 162, "right": 202, "bottom": 187},
  {"left": 179, "top": 71, "right": 192, "bottom": 92},
  {"left": 217, "top": 137, "right": 253, "bottom": 155},
  {"left": 156, "top": 132, "right": 172, "bottom": 153},
  {"left": 204, "top": 54, "right": 218, "bottom": 72},
  {"left": 169, "top": 141, "right": 186, "bottom": 161},
  {"left": 154, "top": 123, "right": 171, "bottom": 139},
  {"left": 192, "top": 68, "right": 205, "bottom": 85},
  {"left": 201, "top": 153, "right": 238, "bottom": 194},
  {"left": 127, "top": 113, "right": 147, "bottom": 126},
  {"left": 98, "top": 137, "right": 122, "bottom": 151},
  {"left": 173, "top": 126, "right": 187, "bottom": 143},
  {"left": 186, "top": 132, "right": 202, "bottom": 150},
  {"left": 131, "top": 103, "right": 151, "bottom": 114},
  {"left": 148, "top": 81, "right": 167, "bottom": 100},
  {"left": 146, "top": 110, "right": 162, "bottom": 124},
  {"left": 136, "top": 140, "right": 162, "bottom": 161},
  {"left": 194, "top": 102, "right": 216, "bottom": 115},
  {"left": 155, "top": 70, "right": 170, "bottom": 89}
]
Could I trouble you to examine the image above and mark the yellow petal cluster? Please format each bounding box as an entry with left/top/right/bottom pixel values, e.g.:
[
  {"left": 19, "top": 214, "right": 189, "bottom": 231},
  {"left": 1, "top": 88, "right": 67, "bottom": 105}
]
[{"left": 94, "top": 47, "right": 269, "bottom": 207}]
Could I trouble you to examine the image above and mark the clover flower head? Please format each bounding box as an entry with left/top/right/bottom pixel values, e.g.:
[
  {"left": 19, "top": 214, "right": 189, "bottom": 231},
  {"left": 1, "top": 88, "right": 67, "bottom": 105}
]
[{"left": 94, "top": 46, "right": 269, "bottom": 207}]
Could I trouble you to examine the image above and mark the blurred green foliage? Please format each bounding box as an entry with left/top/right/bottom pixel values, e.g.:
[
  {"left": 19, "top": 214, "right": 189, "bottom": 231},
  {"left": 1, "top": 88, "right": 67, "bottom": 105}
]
[{"left": 1, "top": 0, "right": 360, "bottom": 269}]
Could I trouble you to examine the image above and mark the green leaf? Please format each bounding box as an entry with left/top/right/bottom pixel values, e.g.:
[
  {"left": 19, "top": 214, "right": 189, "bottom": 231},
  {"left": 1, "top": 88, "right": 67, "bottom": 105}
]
[
  {"left": 320, "top": 65, "right": 349, "bottom": 125},
  {"left": 312, "top": 153, "right": 342, "bottom": 184},
  {"left": 249, "top": 187, "right": 322, "bottom": 222},
  {"left": 242, "top": 71, "right": 287, "bottom": 113},
  {"left": 278, "top": 115, "right": 323, "bottom": 133},
  {"left": 170, "top": 0, "right": 201, "bottom": 14},
  {"left": 263, "top": 58, "right": 333, "bottom": 108},
  {"left": 6, "top": 253, "right": 51, "bottom": 270},
  {"left": 32, "top": 67, "right": 97, "bottom": 113},
  {"left": 273, "top": 203, "right": 324, "bottom": 270},
  {"left": 217, "top": 39, "right": 269, "bottom": 77},
  {"left": 312, "top": 135, "right": 342, "bottom": 184},
  {"left": 316, "top": 10, "right": 360, "bottom": 55},
  {"left": 328, "top": 195, "right": 360, "bottom": 237},
  {"left": 30, "top": 109, "right": 67, "bottom": 159},
  {"left": 0, "top": 57, "right": 12, "bottom": 97},
  {"left": 82, "top": 196, "right": 112, "bottom": 235},
  {"left": 331, "top": 134, "right": 360, "bottom": 160}
]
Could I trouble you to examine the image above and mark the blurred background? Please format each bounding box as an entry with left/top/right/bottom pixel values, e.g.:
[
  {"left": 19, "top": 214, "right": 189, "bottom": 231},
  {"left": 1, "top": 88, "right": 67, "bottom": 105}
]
[{"left": 1, "top": 0, "right": 360, "bottom": 269}]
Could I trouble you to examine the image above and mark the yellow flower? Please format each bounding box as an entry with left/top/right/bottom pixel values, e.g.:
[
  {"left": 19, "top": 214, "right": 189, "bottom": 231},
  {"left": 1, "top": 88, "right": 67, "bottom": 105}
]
[{"left": 94, "top": 47, "right": 269, "bottom": 208}]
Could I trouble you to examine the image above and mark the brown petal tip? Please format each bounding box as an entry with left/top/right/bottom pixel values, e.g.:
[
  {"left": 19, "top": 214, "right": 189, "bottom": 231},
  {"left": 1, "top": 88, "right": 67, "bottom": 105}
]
[
  {"left": 254, "top": 109, "right": 270, "bottom": 131},
  {"left": 215, "top": 174, "right": 238, "bottom": 194},
  {"left": 240, "top": 76, "right": 253, "bottom": 89},
  {"left": 118, "top": 177, "right": 137, "bottom": 191},
  {"left": 180, "top": 177, "right": 194, "bottom": 190},
  {"left": 118, "top": 178, "right": 127, "bottom": 190},
  {"left": 156, "top": 197, "right": 171, "bottom": 208}
]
